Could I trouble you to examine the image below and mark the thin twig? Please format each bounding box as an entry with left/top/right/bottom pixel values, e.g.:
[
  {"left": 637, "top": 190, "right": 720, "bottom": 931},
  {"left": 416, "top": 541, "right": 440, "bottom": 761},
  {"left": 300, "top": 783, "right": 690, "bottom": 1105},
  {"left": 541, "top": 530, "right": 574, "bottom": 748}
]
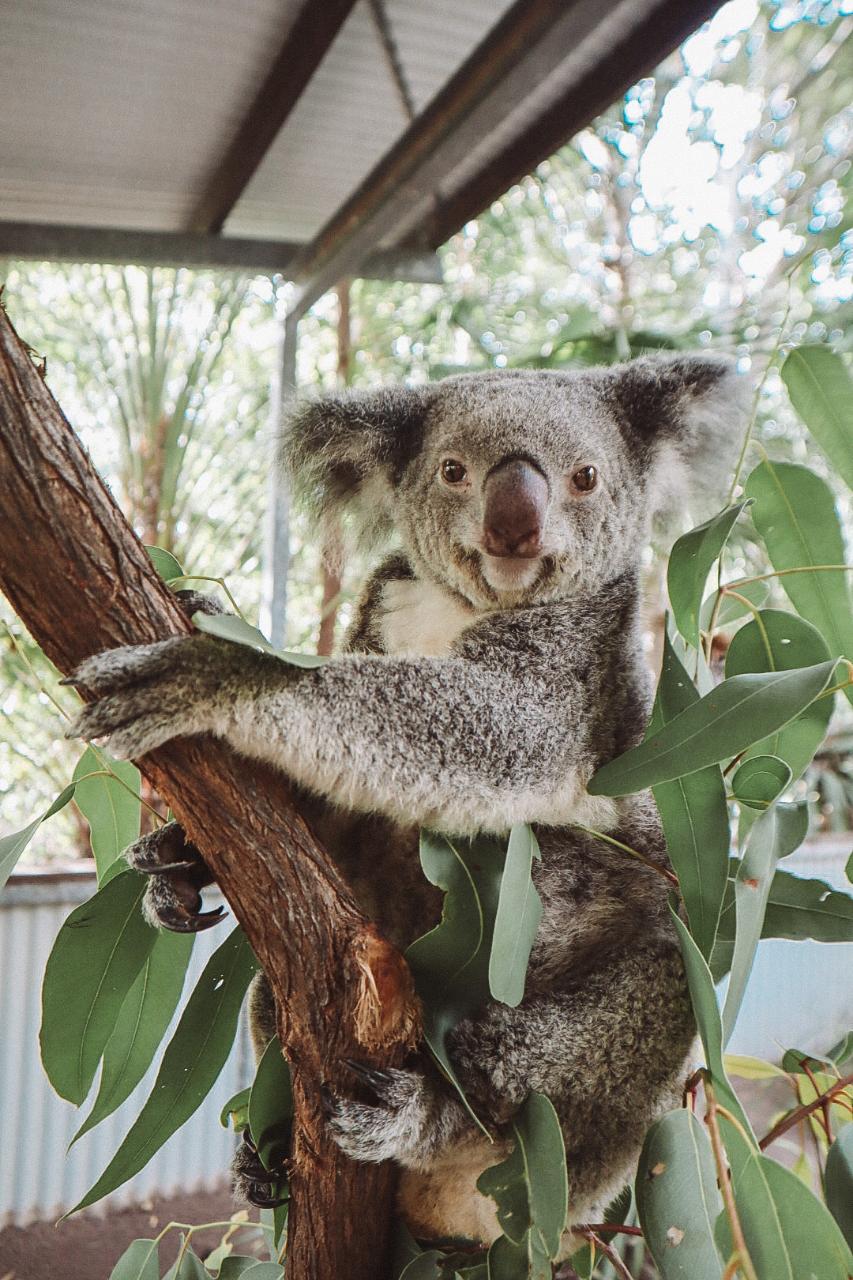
[
  {"left": 759, "top": 1074, "right": 853, "bottom": 1151},
  {"left": 570, "top": 823, "right": 679, "bottom": 888},
  {"left": 704, "top": 1082, "right": 759, "bottom": 1280},
  {"left": 579, "top": 1229, "right": 636, "bottom": 1280}
]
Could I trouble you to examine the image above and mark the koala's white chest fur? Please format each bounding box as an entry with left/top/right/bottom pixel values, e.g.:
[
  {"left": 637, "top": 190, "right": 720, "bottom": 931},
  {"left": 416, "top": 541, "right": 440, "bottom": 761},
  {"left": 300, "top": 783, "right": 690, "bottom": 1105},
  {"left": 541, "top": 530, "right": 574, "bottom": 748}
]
[{"left": 379, "top": 578, "right": 479, "bottom": 657}]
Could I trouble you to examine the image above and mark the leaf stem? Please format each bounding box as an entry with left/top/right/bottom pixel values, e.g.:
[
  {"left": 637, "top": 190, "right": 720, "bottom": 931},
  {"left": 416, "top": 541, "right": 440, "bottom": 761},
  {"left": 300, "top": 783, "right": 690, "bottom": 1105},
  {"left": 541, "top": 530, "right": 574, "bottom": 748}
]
[
  {"left": 569, "top": 824, "right": 679, "bottom": 888},
  {"left": 758, "top": 1073, "right": 853, "bottom": 1151},
  {"left": 727, "top": 564, "right": 853, "bottom": 588},
  {"left": 704, "top": 1081, "right": 759, "bottom": 1280},
  {"left": 167, "top": 574, "right": 247, "bottom": 621},
  {"left": 579, "top": 1229, "right": 636, "bottom": 1280},
  {"left": 725, "top": 290, "right": 792, "bottom": 508}
]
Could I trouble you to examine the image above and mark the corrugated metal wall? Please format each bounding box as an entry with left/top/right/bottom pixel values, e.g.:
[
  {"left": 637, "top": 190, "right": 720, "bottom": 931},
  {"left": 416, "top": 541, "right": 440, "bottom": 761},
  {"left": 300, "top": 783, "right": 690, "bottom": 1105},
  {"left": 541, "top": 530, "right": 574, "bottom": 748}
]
[{"left": 0, "top": 870, "right": 253, "bottom": 1228}]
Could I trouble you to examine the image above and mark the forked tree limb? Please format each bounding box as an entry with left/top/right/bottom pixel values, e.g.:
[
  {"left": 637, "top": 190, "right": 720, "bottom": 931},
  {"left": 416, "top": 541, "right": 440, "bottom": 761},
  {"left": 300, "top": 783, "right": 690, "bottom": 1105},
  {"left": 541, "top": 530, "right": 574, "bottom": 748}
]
[{"left": 0, "top": 300, "right": 419, "bottom": 1280}]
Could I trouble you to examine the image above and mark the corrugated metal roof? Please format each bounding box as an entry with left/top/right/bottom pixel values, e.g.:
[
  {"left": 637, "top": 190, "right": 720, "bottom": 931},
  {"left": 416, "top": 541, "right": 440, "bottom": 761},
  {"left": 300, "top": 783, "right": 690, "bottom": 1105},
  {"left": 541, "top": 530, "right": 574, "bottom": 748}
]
[{"left": 0, "top": 0, "right": 513, "bottom": 241}]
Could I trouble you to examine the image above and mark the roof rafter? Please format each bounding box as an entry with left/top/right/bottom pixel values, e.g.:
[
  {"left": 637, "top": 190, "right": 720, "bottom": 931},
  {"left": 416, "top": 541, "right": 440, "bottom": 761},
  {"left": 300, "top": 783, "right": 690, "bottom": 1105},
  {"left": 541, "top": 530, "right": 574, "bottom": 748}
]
[
  {"left": 287, "top": 0, "right": 721, "bottom": 316},
  {"left": 187, "top": 0, "right": 360, "bottom": 235},
  {"left": 0, "top": 221, "right": 441, "bottom": 282}
]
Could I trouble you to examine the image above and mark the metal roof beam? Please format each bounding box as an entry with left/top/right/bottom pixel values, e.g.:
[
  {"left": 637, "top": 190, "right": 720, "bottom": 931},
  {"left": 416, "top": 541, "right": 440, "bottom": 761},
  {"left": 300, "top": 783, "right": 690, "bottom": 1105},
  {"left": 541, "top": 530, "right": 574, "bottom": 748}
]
[
  {"left": 187, "top": 0, "right": 360, "bottom": 235},
  {"left": 287, "top": 0, "right": 722, "bottom": 317},
  {"left": 0, "top": 221, "right": 442, "bottom": 283}
]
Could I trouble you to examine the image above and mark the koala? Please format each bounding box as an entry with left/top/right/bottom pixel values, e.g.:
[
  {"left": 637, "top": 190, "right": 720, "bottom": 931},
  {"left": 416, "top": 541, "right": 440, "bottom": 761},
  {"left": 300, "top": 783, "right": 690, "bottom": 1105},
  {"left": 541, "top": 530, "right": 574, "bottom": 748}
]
[{"left": 68, "top": 354, "right": 748, "bottom": 1252}]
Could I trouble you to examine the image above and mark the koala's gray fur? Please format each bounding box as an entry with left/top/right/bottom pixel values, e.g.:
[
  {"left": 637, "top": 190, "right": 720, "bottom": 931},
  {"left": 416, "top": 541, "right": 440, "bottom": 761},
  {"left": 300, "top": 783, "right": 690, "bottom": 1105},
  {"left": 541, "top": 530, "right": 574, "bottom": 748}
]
[{"left": 70, "top": 353, "right": 748, "bottom": 1252}]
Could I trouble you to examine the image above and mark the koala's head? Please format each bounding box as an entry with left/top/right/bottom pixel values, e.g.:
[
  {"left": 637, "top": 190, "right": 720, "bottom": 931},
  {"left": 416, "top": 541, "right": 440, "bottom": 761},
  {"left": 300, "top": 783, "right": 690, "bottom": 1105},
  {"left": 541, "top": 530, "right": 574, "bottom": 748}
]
[{"left": 284, "top": 353, "right": 748, "bottom": 610}]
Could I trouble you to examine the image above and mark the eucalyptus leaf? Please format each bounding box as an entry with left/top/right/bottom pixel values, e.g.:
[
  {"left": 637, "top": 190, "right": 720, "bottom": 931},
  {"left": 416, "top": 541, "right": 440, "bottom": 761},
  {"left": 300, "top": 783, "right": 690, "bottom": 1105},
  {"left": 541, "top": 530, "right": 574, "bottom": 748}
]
[
  {"left": 745, "top": 460, "right": 853, "bottom": 703},
  {"left": 477, "top": 1092, "right": 567, "bottom": 1259},
  {"left": 489, "top": 825, "right": 542, "bottom": 1007},
  {"left": 193, "top": 611, "right": 328, "bottom": 668},
  {"left": 235, "top": 1266, "right": 286, "bottom": 1280},
  {"left": 406, "top": 831, "right": 507, "bottom": 1129},
  {"left": 71, "top": 930, "right": 194, "bottom": 1145},
  {"left": 40, "top": 869, "right": 156, "bottom": 1105},
  {"left": 248, "top": 1036, "right": 293, "bottom": 1172},
  {"left": 0, "top": 783, "right": 76, "bottom": 892},
  {"left": 72, "top": 747, "right": 141, "bottom": 882},
  {"left": 221, "top": 1087, "right": 251, "bottom": 1131},
  {"left": 716, "top": 1114, "right": 853, "bottom": 1279},
  {"left": 163, "top": 1246, "right": 209, "bottom": 1280},
  {"left": 781, "top": 346, "right": 853, "bottom": 492},
  {"left": 486, "top": 1232, "right": 550, "bottom": 1280},
  {"left": 731, "top": 755, "right": 792, "bottom": 810},
  {"left": 668, "top": 904, "right": 754, "bottom": 1138},
  {"left": 725, "top": 610, "right": 833, "bottom": 781},
  {"left": 825, "top": 1125, "right": 853, "bottom": 1250},
  {"left": 589, "top": 660, "right": 837, "bottom": 795},
  {"left": 68, "top": 926, "right": 258, "bottom": 1213},
  {"left": 218, "top": 1260, "right": 270, "bottom": 1280},
  {"left": 635, "top": 1109, "right": 723, "bottom": 1279},
  {"left": 649, "top": 633, "right": 730, "bottom": 960},
  {"left": 667, "top": 502, "right": 749, "bottom": 648},
  {"left": 398, "top": 1254, "right": 445, "bottom": 1280},
  {"left": 108, "top": 1238, "right": 160, "bottom": 1280},
  {"left": 145, "top": 545, "right": 185, "bottom": 582},
  {"left": 715, "top": 864, "right": 853, "bottom": 947},
  {"left": 722, "top": 801, "right": 808, "bottom": 1045}
]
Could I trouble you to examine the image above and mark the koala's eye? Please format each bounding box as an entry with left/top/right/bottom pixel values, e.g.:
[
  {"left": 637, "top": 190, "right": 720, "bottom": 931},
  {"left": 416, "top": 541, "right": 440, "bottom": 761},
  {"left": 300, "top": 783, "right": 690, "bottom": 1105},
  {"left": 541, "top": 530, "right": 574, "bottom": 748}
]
[
  {"left": 570, "top": 465, "right": 598, "bottom": 494},
  {"left": 440, "top": 458, "right": 468, "bottom": 486}
]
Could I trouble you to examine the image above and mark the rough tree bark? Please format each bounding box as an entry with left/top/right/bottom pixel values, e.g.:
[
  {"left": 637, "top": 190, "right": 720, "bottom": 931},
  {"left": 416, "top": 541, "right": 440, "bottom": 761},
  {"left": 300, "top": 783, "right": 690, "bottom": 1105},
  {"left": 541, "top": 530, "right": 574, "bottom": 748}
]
[{"left": 0, "top": 302, "right": 419, "bottom": 1280}]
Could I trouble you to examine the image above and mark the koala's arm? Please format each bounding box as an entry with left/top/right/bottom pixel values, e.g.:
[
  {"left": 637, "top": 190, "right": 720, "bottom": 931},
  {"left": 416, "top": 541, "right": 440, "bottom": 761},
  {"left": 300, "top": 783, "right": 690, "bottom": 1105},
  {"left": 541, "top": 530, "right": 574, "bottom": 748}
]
[{"left": 67, "top": 609, "right": 617, "bottom": 834}]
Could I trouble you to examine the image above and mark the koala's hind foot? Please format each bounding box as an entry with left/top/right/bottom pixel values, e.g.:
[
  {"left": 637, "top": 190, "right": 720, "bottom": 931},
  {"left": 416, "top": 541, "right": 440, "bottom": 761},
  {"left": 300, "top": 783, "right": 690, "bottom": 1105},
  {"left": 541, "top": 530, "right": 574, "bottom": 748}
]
[
  {"left": 125, "top": 821, "right": 225, "bottom": 933},
  {"left": 232, "top": 1130, "right": 289, "bottom": 1209},
  {"left": 324, "top": 1060, "right": 471, "bottom": 1168}
]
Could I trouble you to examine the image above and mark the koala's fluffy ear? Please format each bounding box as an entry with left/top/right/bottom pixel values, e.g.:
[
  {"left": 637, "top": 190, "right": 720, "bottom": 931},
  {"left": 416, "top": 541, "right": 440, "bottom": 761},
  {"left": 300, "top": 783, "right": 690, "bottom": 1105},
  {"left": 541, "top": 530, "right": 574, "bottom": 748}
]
[
  {"left": 608, "top": 352, "right": 750, "bottom": 518},
  {"left": 281, "top": 385, "right": 433, "bottom": 550}
]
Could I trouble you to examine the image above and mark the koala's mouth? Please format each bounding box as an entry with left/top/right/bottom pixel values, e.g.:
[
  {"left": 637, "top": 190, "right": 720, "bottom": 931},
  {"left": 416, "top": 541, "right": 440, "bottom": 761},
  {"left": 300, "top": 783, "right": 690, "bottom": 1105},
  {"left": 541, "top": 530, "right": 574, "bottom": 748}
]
[{"left": 480, "top": 553, "right": 543, "bottom": 592}]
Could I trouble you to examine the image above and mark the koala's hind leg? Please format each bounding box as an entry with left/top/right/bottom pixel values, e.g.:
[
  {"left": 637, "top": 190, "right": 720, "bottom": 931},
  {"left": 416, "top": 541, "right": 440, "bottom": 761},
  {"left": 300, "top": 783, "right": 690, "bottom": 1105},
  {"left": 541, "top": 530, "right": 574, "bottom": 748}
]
[
  {"left": 447, "top": 940, "right": 696, "bottom": 1230},
  {"left": 125, "top": 822, "right": 225, "bottom": 932}
]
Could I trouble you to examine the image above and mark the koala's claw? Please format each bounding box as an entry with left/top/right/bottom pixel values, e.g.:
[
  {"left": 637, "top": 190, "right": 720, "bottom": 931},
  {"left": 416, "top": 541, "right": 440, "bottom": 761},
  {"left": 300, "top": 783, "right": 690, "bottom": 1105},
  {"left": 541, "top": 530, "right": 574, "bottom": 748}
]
[
  {"left": 125, "top": 821, "right": 223, "bottom": 933},
  {"left": 342, "top": 1058, "right": 400, "bottom": 1100},
  {"left": 232, "top": 1130, "right": 289, "bottom": 1209}
]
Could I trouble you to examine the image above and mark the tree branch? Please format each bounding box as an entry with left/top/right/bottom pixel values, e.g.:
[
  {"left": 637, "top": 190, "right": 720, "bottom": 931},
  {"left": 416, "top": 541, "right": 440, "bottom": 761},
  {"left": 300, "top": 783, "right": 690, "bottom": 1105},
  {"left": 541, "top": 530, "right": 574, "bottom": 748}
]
[{"left": 0, "top": 299, "right": 419, "bottom": 1280}]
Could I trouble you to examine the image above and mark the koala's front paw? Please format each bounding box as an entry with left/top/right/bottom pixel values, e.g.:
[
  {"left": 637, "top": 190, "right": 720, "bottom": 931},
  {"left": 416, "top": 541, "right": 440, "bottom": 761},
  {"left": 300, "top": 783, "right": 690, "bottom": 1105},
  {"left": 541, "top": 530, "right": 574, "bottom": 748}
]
[
  {"left": 232, "top": 1129, "right": 289, "bottom": 1209},
  {"left": 324, "top": 1062, "right": 466, "bottom": 1168},
  {"left": 63, "top": 634, "right": 242, "bottom": 759},
  {"left": 126, "top": 821, "right": 225, "bottom": 933}
]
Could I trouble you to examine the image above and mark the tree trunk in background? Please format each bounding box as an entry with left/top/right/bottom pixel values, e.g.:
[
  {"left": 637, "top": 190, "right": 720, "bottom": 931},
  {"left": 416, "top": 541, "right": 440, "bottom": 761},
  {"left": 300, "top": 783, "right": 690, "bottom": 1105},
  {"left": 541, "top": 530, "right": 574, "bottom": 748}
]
[
  {"left": 0, "top": 301, "right": 418, "bottom": 1280},
  {"left": 316, "top": 280, "right": 351, "bottom": 657}
]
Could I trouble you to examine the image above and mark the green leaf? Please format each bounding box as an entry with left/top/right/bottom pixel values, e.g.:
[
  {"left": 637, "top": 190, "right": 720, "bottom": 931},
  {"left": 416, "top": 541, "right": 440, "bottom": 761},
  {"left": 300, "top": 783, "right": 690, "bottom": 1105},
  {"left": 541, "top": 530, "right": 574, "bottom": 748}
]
[
  {"left": 146, "top": 545, "right": 185, "bottom": 582},
  {"left": 745, "top": 460, "right": 853, "bottom": 704},
  {"left": 668, "top": 904, "right": 754, "bottom": 1139},
  {"left": 72, "top": 746, "right": 141, "bottom": 882},
  {"left": 108, "top": 1238, "right": 160, "bottom": 1280},
  {"left": 731, "top": 755, "right": 792, "bottom": 810},
  {"left": 233, "top": 1266, "right": 285, "bottom": 1280},
  {"left": 220, "top": 1087, "right": 251, "bottom": 1131},
  {"left": 825, "top": 1125, "right": 853, "bottom": 1251},
  {"left": 40, "top": 869, "right": 157, "bottom": 1105},
  {"left": 488, "top": 825, "right": 542, "bottom": 1007},
  {"left": 668, "top": 502, "right": 750, "bottom": 648},
  {"left": 650, "top": 634, "right": 730, "bottom": 960},
  {"left": 193, "top": 612, "right": 328, "bottom": 668},
  {"left": 635, "top": 1109, "right": 723, "bottom": 1278},
  {"left": 781, "top": 347, "right": 853, "bottom": 492},
  {"left": 68, "top": 926, "right": 258, "bottom": 1214},
  {"left": 0, "top": 784, "right": 76, "bottom": 892},
  {"left": 406, "top": 831, "right": 507, "bottom": 1130},
  {"left": 477, "top": 1092, "right": 568, "bottom": 1259},
  {"left": 716, "top": 1114, "right": 853, "bottom": 1279},
  {"left": 827, "top": 1030, "right": 853, "bottom": 1066},
  {"left": 486, "top": 1233, "right": 550, "bottom": 1280},
  {"left": 163, "top": 1245, "right": 209, "bottom": 1280},
  {"left": 699, "top": 580, "right": 770, "bottom": 630},
  {"left": 589, "top": 660, "right": 837, "bottom": 795},
  {"left": 725, "top": 610, "right": 833, "bottom": 781},
  {"left": 71, "top": 930, "right": 194, "bottom": 1145},
  {"left": 218, "top": 1261, "right": 274, "bottom": 1280},
  {"left": 248, "top": 1036, "right": 293, "bottom": 1172},
  {"left": 722, "top": 801, "right": 808, "bottom": 1045},
  {"left": 716, "top": 865, "right": 853, "bottom": 947}
]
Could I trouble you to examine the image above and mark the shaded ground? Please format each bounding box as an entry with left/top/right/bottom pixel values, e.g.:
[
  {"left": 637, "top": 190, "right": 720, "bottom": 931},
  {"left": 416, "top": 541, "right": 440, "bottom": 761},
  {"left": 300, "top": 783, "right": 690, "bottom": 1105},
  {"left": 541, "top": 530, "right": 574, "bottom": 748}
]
[{"left": 0, "top": 1186, "right": 265, "bottom": 1280}]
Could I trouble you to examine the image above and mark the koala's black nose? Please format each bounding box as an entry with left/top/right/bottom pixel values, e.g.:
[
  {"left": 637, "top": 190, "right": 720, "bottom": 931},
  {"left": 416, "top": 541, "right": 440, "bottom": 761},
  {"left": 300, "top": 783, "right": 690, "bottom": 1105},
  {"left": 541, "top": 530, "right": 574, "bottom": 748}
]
[{"left": 482, "top": 458, "right": 548, "bottom": 558}]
